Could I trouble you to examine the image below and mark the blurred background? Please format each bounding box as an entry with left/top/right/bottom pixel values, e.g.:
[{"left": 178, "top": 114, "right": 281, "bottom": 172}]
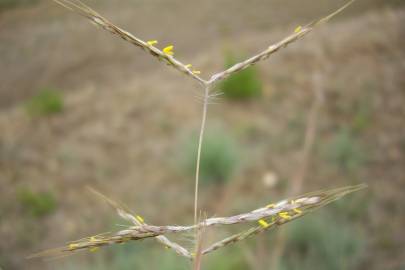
[{"left": 0, "top": 0, "right": 404, "bottom": 269}]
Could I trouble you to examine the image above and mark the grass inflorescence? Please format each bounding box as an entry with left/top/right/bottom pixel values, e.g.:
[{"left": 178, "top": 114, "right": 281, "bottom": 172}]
[{"left": 30, "top": 1, "right": 364, "bottom": 269}]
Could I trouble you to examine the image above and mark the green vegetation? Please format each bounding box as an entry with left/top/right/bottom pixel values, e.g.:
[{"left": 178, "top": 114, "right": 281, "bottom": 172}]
[
  {"left": 334, "top": 192, "right": 370, "bottom": 220},
  {"left": 182, "top": 128, "right": 239, "bottom": 185},
  {"left": 17, "top": 188, "right": 57, "bottom": 217},
  {"left": 25, "top": 88, "right": 64, "bottom": 117},
  {"left": 280, "top": 213, "right": 365, "bottom": 270},
  {"left": 324, "top": 128, "right": 366, "bottom": 172},
  {"left": 205, "top": 247, "right": 250, "bottom": 270},
  {"left": 219, "top": 52, "right": 262, "bottom": 100},
  {"left": 351, "top": 97, "right": 373, "bottom": 134}
]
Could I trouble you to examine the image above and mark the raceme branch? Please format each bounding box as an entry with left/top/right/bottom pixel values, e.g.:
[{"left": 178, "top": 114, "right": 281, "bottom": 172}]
[{"left": 29, "top": 184, "right": 366, "bottom": 259}]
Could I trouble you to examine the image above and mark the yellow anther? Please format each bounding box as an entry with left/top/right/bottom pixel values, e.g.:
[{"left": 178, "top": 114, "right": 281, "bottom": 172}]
[
  {"left": 294, "top": 26, "right": 302, "bottom": 33},
  {"left": 136, "top": 215, "right": 145, "bottom": 224},
  {"left": 191, "top": 252, "right": 196, "bottom": 257},
  {"left": 89, "top": 236, "right": 97, "bottom": 242},
  {"left": 147, "top": 40, "right": 158, "bottom": 46},
  {"left": 293, "top": 208, "right": 302, "bottom": 215},
  {"left": 185, "top": 64, "right": 192, "bottom": 69},
  {"left": 266, "top": 203, "right": 275, "bottom": 208},
  {"left": 192, "top": 70, "right": 201, "bottom": 74},
  {"left": 163, "top": 45, "right": 174, "bottom": 56},
  {"left": 68, "top": 243, "right": 79, "bottom": 250},
  {"left": 258, "top": 219, "right": 270, "bottom": 228},
  {"left": 89, "top": 246, "right": 99, "bottom": 252},
  {"left": 279, "top": 212, "right": 291, "bottom": 220}
]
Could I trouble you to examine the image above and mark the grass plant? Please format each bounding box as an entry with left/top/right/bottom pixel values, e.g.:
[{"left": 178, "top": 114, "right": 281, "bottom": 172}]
[
  {"left": 30, "top": 1, "right": 366, "bottom": 269},
  {"left": 25, "top": 88, "right": 63, "bottom": 117}
]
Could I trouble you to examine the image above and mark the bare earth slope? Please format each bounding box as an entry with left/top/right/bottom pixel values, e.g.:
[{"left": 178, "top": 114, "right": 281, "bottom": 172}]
[{"left": 0, "top": 2, "right": 404, "bottom": 270}]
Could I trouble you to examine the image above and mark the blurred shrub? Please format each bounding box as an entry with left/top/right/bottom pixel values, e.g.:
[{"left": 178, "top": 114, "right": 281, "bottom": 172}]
[
  {"left": 219, "top": 52, "right": 262, "bottom": 100},
  {"left": 333, "top": 192, "right": 370, "bottom": 220},
  {"left": 324, "top": 128, "right": 366, "bottom": 172},
  {"left": 25, "top": 88, "right": 64, "bottom": 117},
  {"left": 205, "top": 247, "right": 250, "bottom": 270},
  {"left": 280, "top": 213, "right": 365, "bottom": 270},
  {"left": 17, "top": 188, "right": 57, "bottom": 217},
  {"left": 0, "top": 0, "right": 39, "bottom": 11},
  {"left": 182, "top": 128, "right": 239, "bottom": 185},
  {"left": 351, "top": 98, "right": 373, "bottom": 133}
]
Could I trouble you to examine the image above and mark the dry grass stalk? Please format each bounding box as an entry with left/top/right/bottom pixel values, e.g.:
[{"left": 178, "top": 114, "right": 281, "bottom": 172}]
[
  {"left": 31, "top": 0, "right": 362, "bottom": 267},
  {"left": 193, "top": 213, "right": 207, "bottom": 270}
]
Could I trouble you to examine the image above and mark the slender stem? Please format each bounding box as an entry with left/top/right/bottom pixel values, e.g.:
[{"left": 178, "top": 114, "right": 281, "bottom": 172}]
[
  {"left": 193, "top": 85, "right": 210, "bottom": 270},
  {"left": 194, "top": 85, "right": 210, "bottom": 225}
]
